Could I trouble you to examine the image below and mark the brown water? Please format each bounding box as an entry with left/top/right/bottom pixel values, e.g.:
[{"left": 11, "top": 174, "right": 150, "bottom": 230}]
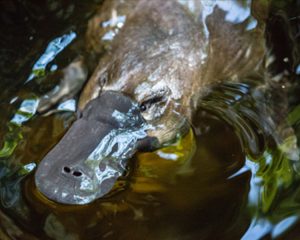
[{"left": 0, "top": 0, "right": 300, "bottom": 239}]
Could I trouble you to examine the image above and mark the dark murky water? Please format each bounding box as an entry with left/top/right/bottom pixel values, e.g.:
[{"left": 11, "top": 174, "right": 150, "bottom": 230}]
[{"left": 0, "top": 0, "right": 300, "bottom": 239}]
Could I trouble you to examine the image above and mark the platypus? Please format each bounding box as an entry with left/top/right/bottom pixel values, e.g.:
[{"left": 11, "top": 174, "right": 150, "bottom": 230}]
[{"left": 35, "top": 0, "right": 290, "bottom": 205}]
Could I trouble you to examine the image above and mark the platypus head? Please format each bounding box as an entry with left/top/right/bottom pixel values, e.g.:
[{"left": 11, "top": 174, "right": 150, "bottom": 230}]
[
  {"left": 35, "top": 83, "right": 191, "bottom": 205},
  {"left": 35, "top": 91, "right": 159, "bottom": 204},
  {"left": 35, "top": 0, "right": 203, "bottom": 205}
]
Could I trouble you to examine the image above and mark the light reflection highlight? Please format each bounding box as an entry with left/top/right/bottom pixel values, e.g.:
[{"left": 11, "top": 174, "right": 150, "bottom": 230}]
[
  {"left": 296, "top": 65, "right": 300, "bottom": 75},
  {"left": 272, "top": 215, "right": 298, "bottom": 238},
  {"left": 27, "top": 31, "right": 76, "bottom": 81},
  {"left": 11, "top": 99, "right": 39, "bottom": 125},
  {"left": 101, "top": 12, "right": 126, "bottom": 42},
  {"left": 242, "top": 218, "right": 272, "bottom": 240},
  {"left": 217, "top": 1, "right": 250, "bottom": 23},
  {"left": 57, "top": 99, "right": 76, "bottom": 112}
]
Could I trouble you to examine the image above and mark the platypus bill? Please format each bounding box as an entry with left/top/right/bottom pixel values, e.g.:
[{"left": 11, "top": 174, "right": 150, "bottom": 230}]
[{"left": 34, "top": 0, "right": 293, "bottom": 205}]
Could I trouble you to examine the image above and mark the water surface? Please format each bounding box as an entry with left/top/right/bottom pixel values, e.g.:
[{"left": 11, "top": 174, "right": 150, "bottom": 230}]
[{"left": 0, "top": 0, "right": 300, "bottom": 239}]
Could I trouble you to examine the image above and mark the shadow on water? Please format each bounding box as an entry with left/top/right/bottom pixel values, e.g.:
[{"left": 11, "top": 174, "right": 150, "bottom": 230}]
[{"left": 0, "top": 0, "right": 299, "bottom": 239}]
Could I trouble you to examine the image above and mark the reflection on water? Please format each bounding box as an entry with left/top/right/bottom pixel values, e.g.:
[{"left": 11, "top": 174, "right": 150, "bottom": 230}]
[
  {"left": 27, "top": 31, "right": 77, "bottom": 82},
  {"left": 0, "top": 0, "right": 299, "bottom": 239}
]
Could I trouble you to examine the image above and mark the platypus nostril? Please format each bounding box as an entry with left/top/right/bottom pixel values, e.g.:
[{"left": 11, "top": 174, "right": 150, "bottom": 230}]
[
  {"left": 63, "top": 166, "right": 82, "bottom": 177},
  {"left": 63, "top": 166, "right": 71, "bottom": 173},
  {"left": 73, "top": 171, "right": 82, "bottom": 177}
]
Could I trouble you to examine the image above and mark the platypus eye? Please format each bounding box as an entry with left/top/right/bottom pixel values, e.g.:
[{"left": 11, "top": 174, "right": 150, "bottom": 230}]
[
  {"left": 140, "top": 103, "right": 147, "bottom": 112},
  {"left": 139, "top": 95, "right": 164, "bottom": 112}
]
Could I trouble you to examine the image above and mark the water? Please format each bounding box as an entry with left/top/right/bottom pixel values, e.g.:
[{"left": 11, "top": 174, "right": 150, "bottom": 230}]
[{"left": 0, "top": 0, "right": 300, "bottom": 239}]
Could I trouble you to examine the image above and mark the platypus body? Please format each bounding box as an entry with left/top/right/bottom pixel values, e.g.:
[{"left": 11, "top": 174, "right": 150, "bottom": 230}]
[{"left": 35, "top": 0, "right": 288, "bottom": 204}]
